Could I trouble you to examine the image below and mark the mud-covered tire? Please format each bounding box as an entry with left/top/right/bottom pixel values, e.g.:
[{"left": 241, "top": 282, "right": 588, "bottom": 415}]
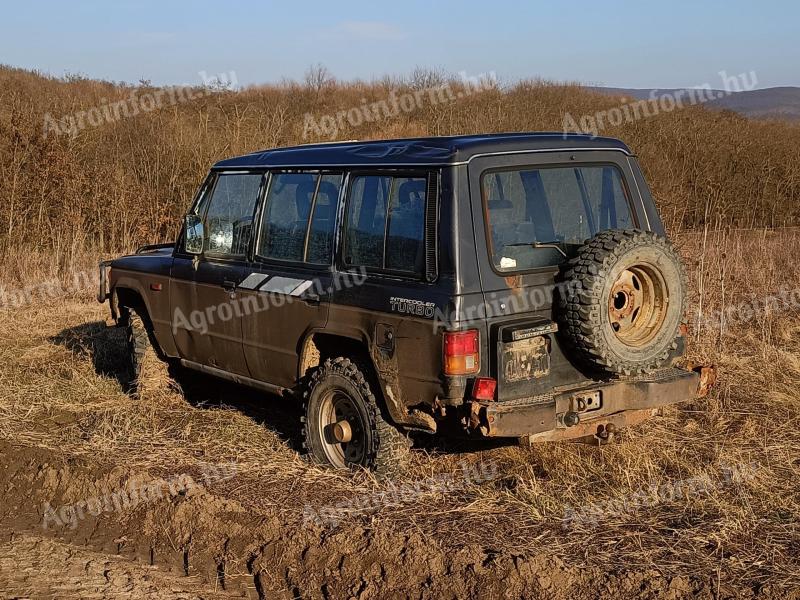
[
  {"left": 559, "top": 229, "right": 687, "bottom": 376},
  {"left": 124, "top": 308, "right": 170, "bottom": 398},
  {"left": 302, "top": 358, "right": 410, "bottom": 476}
]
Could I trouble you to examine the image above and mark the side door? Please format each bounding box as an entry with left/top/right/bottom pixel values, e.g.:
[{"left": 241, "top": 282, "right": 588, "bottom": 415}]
[
  {"left": 170, "top": 170, "right": 265, "bottom": 376},
  {"left": 240, "top": 171, "right": 342, "bottom": 388},
  {"left": 329, "top": 171, "right": 447, "bottom": 408}
]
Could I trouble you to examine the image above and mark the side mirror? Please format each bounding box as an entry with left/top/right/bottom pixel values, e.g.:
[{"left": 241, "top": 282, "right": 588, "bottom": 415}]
[{"left": 184, "top": 214, "right": 204, "bottom": 255}]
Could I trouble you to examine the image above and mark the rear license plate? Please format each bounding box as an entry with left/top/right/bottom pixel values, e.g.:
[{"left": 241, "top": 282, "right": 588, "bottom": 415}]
[{"left": 502, "top": 336, "right": 550, "bottom": 383}]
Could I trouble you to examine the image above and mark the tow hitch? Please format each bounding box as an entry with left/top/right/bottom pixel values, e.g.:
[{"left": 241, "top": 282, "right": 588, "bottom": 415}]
[{"left": 474, "top": 364, "right": 717, "bottom": 441}]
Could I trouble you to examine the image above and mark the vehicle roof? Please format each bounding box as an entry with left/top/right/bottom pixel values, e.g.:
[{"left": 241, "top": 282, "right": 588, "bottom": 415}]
[{"left": 212, "top": 132, "right": 632, "bottom": 169}]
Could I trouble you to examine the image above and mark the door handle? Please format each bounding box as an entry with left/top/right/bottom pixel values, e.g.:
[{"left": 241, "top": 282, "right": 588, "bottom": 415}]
[
  {"left": 222, "top": 279, "right": 237, "bottom": 296},
  {"left": 302, "top": 290, "right": 322, "bottom": 306}
]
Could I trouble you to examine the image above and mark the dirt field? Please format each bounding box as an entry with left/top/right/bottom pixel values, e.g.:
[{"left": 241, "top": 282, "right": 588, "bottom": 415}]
[{"left": 0, "top": 231, "right": 798, "bottom": 599}]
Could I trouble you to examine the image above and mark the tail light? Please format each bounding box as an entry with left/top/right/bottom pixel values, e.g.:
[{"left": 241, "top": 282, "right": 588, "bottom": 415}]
[
  {"left": 472, "top": 377, "right": 496, "bottom": 401},
  {"left": 444, "top": 330, "right": 480, "bottom": 375}
]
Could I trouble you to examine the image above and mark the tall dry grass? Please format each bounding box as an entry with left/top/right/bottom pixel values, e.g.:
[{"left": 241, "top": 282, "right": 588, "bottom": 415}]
[{"left": 1, "top": 64, "right": 800, "bottom": 287}]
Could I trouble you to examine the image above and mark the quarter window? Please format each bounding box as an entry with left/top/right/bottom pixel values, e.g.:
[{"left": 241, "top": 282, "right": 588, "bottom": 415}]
[
  {"left": 344, "top": 175, "right": 427, "bottom": 275},
  {"left": 203, "top": 173, "right": 263, "bottom": 257},
  {"left": 258, "top": 172, "right": 342, "bottom": 264}
]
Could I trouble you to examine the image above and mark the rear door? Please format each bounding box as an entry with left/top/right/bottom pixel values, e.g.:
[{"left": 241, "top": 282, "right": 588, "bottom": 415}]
[
  {"left": 170, "top": 171, "right": 264, "bottom": 376},
  {"left": 240, "top": 171, "right": 342, "bottom": 387},
  {"left": 467, "top": 151, "right": 644, "bottom": 397},
  {"left": 329, "top": 171, "right": 446, "bottom": 406}
]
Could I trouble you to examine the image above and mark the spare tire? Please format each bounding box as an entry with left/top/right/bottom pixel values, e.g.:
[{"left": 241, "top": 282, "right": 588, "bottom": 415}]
[{"left": 559, "top": 229, "right": 687, "bottom": 376}]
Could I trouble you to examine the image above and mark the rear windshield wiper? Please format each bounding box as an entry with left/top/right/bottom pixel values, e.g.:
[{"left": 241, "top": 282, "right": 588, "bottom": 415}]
[{"left": 504, "top": 241, "right": 568, "bottom": 258}]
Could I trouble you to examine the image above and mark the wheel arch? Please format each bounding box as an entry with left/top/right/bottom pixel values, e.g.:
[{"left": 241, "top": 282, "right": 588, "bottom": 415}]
[
  {"left": 114, "top": 285, "right": 147, "bottom": 316},
  {"left": 112, "top": 280, "right": 171, "bottom": 357},
  {"left": 298, "top": 329, "right": 409, "bottom": 427}
]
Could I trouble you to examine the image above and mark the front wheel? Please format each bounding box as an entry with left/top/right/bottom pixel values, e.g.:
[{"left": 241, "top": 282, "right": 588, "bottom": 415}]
[
  {"left": 302, "top": 358, "right": 410, "bottom": 476},
  {"left": 124, "top": 307, "right": 171, "bottom": 398}
]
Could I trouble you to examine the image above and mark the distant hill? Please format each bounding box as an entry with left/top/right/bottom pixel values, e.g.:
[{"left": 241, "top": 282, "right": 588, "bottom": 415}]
[{"left": 591, "top": 86, "right": 800, "bottom": 121}]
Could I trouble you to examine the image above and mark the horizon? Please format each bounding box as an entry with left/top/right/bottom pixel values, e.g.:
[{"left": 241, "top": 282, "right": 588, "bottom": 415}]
[
  {"left": 5, "top": 62, "right": 797, "bottom": 94},
  {"left": 0, "top": 0, "right": 797, "bottom": 90}
]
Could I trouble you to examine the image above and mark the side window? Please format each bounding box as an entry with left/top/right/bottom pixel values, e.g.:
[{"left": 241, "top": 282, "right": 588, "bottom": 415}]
[
  {"left": 386, "top": 177, "right": 426, "bottom": 272},
  {"left": 258, "top": 172, "right": 343, "bottom": 264},
  {"left": 260, "top": 173, "right": 316, "bottom": 261},
  {"left": 344, "top": 175, "right": 389, "bottom": 268},
  {"left": 307, "top": 174, "right": 343, "bottom": 264},
  {"left": 344, "top": 174, "right": 427, "bottom": 275},
  {"left": 203, "top": 173, "right": 263, "bottom": 257}
]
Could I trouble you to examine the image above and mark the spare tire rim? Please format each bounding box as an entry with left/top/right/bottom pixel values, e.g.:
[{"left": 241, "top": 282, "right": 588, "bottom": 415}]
[
  {"left": 318, "top": 390, "right": 367, "bottom": 469},
  {"left": 608, "top": 263, "right": 668, "bottom": 347}
]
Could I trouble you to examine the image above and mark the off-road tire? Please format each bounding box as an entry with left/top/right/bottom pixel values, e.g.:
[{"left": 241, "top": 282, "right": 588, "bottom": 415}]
[
  {"left": 559, "top": 229, "right": 687, "bottom": 376},
  {"left": 302, "top": 358, "right": 410, "bottom": 477},
  {"left": 124, "top": 308, "right": 170, "bottom": 398}
]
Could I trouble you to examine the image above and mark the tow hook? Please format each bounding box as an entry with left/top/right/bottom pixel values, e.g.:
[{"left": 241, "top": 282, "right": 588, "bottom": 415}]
[
  {"left": 688, "top": 363, "right": 717, "bottom": 398},
  {"left": 562, "top": 411, "right": 580, "bottom": 427}
]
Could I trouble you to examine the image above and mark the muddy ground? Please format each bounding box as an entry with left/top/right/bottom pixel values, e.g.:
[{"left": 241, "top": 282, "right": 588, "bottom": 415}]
[{"left": 0, "top": 296, "right": 798, "bottom": 599}]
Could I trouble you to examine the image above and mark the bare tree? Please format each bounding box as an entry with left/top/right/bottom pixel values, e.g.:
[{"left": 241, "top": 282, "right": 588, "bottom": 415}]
[{"left": 304, "top": 63, "right": 335, "bottom": 97}]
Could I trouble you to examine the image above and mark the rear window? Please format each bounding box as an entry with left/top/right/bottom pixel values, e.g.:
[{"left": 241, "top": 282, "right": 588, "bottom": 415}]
[{"left": 483, "top": 165, "right": 634, "bottom": 272}]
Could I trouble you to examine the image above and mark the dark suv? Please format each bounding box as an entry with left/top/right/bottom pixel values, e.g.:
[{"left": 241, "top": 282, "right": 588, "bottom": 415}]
[{"left": 99, "top": 133, "right": 709, "bottom": 473}]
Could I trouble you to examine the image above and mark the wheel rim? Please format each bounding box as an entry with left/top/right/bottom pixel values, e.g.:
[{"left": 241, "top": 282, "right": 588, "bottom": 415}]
[
  {"left": 608, "top": 263, "right": 668, "bottom": 347},
  {"left": 317, "top": 390, "right": 367, "bottom": 469}
]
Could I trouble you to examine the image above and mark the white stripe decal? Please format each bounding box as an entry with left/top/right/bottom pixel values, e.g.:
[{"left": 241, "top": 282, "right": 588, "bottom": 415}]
[
  {"left": 238, "top": 273, "right": 269, "bottom": 290},
  {"left": 289, "top": 280, "right": 314, "bottom": 296},
  {"left": 259, "top": 276, "right": 306, "bottom": 294}
]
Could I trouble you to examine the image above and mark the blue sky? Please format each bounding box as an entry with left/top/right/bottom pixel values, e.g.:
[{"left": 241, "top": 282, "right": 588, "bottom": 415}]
[{"left": 0, "top": 0, "right": 796, "bottom": 88}]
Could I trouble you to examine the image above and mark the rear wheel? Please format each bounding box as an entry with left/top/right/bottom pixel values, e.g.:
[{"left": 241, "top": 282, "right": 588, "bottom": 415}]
[{"left": 302, "top": 358, "right": 410, "bottom": 476}]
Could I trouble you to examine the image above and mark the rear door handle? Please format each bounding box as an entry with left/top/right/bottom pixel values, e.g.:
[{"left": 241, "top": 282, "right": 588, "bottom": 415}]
[{"left": 302, "top": 290, "right": 321, "bottom": 305}]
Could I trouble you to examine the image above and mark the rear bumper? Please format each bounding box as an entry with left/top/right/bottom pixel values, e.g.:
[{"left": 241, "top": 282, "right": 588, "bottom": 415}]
[{"left": 474, "top": 367, "right": 704, "bottom": 438}]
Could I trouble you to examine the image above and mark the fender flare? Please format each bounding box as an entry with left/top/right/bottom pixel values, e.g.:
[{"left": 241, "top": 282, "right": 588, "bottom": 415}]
[
  {"left": 112, "top": 276, "right": 177, "bottom": 357},
  {"left": 297, "top": 326, "right": 415, "bottom": 428}
]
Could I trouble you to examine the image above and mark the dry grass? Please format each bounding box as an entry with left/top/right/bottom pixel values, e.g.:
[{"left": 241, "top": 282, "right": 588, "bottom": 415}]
[
  {"left": 1, "top": 64, "right": 799, "bottom": 594},
  {"left": 0, "top": 230, "right": 797, "bottom": 593},
  {"left": 2, "top": 65, "right": 800, "bottom": 285}
]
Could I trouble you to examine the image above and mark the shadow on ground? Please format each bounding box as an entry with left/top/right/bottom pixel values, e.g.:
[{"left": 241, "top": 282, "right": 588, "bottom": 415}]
[
  {"left": 50, "top": 320, "right": 130, "bottom": 387},
  {"left": 50, "top": 320, "right": 305, "bottom": 452},
  {"left": 50, "top": 321, "right": 521, "bottom": 462}
]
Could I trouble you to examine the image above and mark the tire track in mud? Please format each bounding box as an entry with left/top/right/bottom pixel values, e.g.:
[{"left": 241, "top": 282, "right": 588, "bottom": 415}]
[
  {"left": 0, "top": 440, "right": 763, "bottom": 600},
  {"left": 0, "top": 533, "right": 235, "bottom": 599}
]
